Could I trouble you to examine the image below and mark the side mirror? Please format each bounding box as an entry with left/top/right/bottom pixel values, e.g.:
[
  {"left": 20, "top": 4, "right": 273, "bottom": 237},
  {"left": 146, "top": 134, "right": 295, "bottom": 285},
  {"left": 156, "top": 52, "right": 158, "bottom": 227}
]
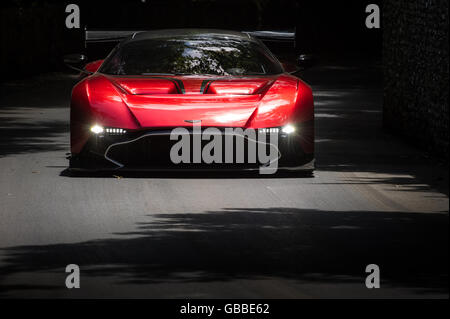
[
  {"left": 63, "top": 54, "right": 92, "bottom": 74},
  {"left": 297, "top": 54, "right": 316, "bottom": 69}
]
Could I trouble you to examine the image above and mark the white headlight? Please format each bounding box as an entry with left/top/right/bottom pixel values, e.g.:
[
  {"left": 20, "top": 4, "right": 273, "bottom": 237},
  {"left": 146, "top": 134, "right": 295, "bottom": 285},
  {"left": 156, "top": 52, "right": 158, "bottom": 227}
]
[
  {"left": 281, "top": 124, "right": 296, "bottom": 134},
  {"left": 258, "top": 128, "right": 280, "bottom": 134},
  {"left": 90, "top": 124, "right": 104, "bottom": 134}
]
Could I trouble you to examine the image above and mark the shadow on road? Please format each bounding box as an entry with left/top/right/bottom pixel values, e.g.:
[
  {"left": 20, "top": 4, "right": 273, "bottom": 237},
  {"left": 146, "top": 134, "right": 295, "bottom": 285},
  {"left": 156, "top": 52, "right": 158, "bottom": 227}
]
[
  {"left": 0, "top": 207, "right": 448, "bottom": 297},
  {"left": 0, "top": 118, "right": 69, "bottom": 157},
  {"left": 0, "top": 73, "right": 75, "bottom": 157},
  {"left": 301, "top": 63, "right": 448, "bottom": 196}
]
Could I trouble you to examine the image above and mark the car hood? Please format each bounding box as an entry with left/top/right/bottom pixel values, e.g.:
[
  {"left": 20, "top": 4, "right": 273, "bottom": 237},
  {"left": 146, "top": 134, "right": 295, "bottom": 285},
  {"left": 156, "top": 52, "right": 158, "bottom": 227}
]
[{"left": 84, "top": 74, "right": 299, "bottom": 129}]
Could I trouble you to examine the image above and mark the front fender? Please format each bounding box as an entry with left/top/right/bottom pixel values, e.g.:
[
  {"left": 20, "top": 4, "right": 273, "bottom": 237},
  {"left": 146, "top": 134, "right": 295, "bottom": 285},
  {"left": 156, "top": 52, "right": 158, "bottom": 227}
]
[
  {"left": 70, "top": 75, "right": 140, "bottom": 154},
  {"left": 249, "top": 74, "right": 314, "bottom": 153}
]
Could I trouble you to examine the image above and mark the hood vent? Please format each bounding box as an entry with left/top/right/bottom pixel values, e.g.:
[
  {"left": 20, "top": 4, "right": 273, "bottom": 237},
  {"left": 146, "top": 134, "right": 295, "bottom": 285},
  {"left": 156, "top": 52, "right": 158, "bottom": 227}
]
[{"left": 110, "top": 76, "right": 272, "bottom": 95}]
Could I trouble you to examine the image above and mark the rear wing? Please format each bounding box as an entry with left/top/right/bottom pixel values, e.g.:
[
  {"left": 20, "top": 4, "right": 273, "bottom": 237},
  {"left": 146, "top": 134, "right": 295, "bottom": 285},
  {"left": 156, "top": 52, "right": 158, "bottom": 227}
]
[
  {"left": 243, "top": 30, "right": 295, "bottom": 46},
  {"left": 84, "top": 29, "right": 296, "bottom": 47},
  {"left": 84, "top": 30, "right": 142, "bottom": 46}
]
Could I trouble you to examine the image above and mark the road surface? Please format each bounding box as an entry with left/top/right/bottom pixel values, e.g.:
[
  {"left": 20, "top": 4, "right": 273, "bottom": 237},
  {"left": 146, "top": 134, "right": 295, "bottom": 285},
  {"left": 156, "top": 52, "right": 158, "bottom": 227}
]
[{"left": 0, "top": 61, "right": 448, "bottom": 298}]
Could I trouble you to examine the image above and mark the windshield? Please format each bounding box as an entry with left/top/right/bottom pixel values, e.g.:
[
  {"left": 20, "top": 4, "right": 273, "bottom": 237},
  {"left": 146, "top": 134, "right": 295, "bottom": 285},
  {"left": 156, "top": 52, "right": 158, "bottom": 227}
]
[{"left": 99, "top": 37, "right": 283, "bottom": 76}]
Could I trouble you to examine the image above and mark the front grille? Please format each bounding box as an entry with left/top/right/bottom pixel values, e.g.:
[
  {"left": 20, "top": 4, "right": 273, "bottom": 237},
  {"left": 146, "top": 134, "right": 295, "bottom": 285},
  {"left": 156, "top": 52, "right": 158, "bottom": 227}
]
[
  {"left": 105, "top": 131, "right": 265, "bottom": 169},
  {"left": 77, "top": 128, "right": 312, "bottom": 170}
]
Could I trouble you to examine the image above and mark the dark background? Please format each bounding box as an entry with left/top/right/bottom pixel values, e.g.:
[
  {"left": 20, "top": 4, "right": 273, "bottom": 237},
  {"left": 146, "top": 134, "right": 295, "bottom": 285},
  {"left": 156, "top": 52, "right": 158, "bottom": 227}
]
[{"left": 0, "top": 0, "right": 382, "bottom": 77}]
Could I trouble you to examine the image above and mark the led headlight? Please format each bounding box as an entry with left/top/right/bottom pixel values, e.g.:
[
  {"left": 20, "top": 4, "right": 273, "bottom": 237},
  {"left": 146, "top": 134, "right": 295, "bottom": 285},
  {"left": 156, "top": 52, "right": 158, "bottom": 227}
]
[
  {"left": 90, "top": 124, "right": 104, "bottom": 134},
  {"left": 281, "top": 124, "right": 296, "bottom": 134},
  {"left": 258, "top": 128, "right": 280, "bottom": 134},
  {"left": 105, "top": 128, "right": 127, "bottom": 135}
]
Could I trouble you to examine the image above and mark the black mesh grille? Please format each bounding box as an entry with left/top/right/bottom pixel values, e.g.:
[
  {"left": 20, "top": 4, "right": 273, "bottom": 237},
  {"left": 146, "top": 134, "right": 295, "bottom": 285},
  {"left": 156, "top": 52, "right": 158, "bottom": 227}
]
[{"left": 106, "top": 131, "right": 264, "bottom": 169}]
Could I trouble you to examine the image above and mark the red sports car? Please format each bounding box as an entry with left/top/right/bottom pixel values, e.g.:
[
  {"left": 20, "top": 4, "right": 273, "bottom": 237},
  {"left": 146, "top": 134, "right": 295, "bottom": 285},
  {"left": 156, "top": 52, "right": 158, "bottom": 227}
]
[{"left": 67, "top": 29, "right": 314, "bottom": 173}]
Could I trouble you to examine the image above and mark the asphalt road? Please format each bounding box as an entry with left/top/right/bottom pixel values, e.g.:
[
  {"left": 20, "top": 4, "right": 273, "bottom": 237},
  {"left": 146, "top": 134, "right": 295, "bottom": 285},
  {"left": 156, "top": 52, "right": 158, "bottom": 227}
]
[{"left": 0, "top": 61, "right": 448, "bottom": 298}]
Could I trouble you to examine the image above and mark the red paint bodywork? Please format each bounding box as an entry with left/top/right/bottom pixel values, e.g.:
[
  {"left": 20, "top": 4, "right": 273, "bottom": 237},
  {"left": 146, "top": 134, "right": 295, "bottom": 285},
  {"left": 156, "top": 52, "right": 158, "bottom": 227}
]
[
  {"left": 70, "top": 67, "right": 314, "bottom": 156},
  {"left": 84, "top": 60, "right": 104, "bottom": 73}
]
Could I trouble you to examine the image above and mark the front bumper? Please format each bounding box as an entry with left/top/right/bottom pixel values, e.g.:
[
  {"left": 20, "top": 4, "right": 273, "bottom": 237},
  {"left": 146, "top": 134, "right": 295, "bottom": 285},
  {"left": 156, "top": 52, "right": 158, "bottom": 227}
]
[{"left": 70, "top": 128, "right": 314, "bottom": 172}]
